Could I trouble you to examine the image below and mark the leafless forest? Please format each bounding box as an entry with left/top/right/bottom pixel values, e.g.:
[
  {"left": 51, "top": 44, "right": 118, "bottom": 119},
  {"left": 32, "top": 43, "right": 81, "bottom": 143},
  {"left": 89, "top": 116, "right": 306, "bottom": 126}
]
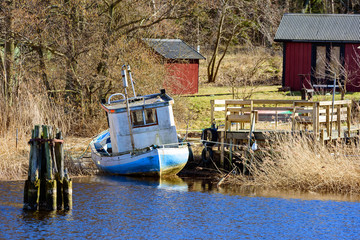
[{"left": 1, "top": 0, "right": 358, "bottom": 137}]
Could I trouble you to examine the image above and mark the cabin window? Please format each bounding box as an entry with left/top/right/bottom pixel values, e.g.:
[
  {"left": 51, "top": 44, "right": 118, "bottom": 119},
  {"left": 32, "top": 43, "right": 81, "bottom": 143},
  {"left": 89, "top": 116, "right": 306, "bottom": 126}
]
[
  {"left": 132, "top": 110, "right": 144, "bottom": 126},
  {"left": 312, "top": 44, "right": 344, "bottom": 85},
  {"left": 131, "top": 108, "right": 157, "bottom": 127}
]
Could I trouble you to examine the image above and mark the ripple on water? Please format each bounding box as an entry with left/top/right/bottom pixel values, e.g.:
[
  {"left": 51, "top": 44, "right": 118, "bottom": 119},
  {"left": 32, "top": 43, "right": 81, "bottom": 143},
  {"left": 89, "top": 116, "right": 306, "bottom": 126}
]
[{"left": 0, "top": 176, "right": 359, "bottom": 239}]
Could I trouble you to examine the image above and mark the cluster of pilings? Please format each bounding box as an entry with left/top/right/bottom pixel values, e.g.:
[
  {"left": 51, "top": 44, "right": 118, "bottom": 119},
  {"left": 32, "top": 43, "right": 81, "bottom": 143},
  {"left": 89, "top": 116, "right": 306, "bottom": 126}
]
[{"left": 24, "top": 125, "right": 72, "bottom": 211}]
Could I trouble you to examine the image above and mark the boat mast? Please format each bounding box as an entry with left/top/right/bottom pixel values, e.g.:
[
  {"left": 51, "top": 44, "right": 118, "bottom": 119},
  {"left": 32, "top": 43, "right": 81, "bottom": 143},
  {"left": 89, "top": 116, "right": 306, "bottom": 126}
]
[
  {"left": 122, "top": 65, "right": 135, "bottom": 152},
  {"left": 127, "top": 65, "right": 136, "bottom": 97}
]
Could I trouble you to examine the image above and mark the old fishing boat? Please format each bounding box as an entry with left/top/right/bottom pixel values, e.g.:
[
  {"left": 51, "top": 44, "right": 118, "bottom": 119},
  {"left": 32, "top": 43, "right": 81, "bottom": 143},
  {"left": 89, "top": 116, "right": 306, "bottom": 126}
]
[{"left": 90, "top": 65, "right": 189, "bottom": 177}]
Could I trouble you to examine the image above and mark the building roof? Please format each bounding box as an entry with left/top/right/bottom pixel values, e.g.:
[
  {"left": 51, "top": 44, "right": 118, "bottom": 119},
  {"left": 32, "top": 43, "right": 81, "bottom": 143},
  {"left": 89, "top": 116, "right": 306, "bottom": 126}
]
[
  {"left": 143, "top": 38, "right": 206, "bottom": 60},
  {"left": 274, "top": 13, "right": 360, "bottom": 43}
]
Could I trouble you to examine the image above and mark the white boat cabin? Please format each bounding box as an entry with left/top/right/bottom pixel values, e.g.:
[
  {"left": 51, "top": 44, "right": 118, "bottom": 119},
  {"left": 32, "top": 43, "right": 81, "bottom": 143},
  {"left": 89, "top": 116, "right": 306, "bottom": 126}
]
[{"left": 102, "top": 90, "right": 179, "bottom": 154}]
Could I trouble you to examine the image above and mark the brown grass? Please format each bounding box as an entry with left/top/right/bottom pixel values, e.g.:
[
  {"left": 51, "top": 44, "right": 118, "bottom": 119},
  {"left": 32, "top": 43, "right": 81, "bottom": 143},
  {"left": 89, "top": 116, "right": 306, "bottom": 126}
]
[
  {"left": 227, "top": 134, "right": 360, "bottom": 195},
  {"left": 0, "top": 134, "right": 97, "bottom": 181},
  {"left": 0, "top": 136, "right": 28, "bottom": 181}
]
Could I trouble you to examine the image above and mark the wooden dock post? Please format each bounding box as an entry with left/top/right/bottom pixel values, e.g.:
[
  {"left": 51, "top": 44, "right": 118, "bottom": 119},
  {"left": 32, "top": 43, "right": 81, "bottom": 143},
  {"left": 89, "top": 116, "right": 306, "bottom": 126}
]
[
  {"left": 24, "top": 125, "right": 71, "bottom": 211},
  {"left": 55, "top": 130, "right": 64, "bottom": 210},
  {"left": 220, "top": 130, "right": 224, "bottom": 168},
  {"left": 347, "top": 103, "right": 351, "bottom": 137},
  {"left": 229, "top": 139, "right": 233, "bottom": 168},
  {"left": 63, "top": 169, "right": 73, "bottom": 210},
  {"left": 24, "top": 125, "right": 41, "bottom": 210},
  {"left": 42, "top": 125, "right": 57, "bottom": 211}
]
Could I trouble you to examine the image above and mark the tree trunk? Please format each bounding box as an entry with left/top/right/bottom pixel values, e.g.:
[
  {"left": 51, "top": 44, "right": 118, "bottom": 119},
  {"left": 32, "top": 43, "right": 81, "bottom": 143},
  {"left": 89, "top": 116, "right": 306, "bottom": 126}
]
[
  {"left": 207, "top": 9, "right": 226, "bottom": 83},
  {"left": 36, "top": 44, "right": 51, "bottom": 94},
  {"left": 4, "top": 0, "right": 15, "bottom": 106}
]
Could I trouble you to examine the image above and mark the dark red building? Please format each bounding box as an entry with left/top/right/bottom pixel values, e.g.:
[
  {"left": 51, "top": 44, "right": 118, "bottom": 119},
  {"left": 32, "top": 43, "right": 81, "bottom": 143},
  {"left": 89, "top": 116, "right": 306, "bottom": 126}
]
[
  {"left": 275, "top": 14, "right": 360, "bottom": 91},
  {"left": 144, "top": 39, "right": 205, "bottom": 95}
]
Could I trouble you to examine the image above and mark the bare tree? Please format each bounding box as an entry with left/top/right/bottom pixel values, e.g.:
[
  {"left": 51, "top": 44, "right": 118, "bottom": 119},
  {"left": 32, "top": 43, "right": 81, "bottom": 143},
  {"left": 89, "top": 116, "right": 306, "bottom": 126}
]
[{"left": 313, "top": 45, "right": 360, "bottom": 99}]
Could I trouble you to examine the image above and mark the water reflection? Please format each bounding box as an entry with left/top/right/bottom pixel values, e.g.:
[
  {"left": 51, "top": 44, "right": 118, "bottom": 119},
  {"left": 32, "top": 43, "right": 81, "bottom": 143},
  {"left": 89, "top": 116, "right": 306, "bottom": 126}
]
[
  {"left": 74, "top": 175, "right": 360, "bottom": 202},
  {"left": 84, "top": 175, "right": 188, "bottom": 192},
  {"left": 20, "top": 209, "right": 73, "bottom": 221}
]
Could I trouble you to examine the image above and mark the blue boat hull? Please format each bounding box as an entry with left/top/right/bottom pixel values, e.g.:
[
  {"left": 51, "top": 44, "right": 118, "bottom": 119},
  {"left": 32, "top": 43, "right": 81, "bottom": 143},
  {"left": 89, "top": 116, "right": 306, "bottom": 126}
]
[{"left": 91, "top": 142, "right": 189, "bottom": 177}]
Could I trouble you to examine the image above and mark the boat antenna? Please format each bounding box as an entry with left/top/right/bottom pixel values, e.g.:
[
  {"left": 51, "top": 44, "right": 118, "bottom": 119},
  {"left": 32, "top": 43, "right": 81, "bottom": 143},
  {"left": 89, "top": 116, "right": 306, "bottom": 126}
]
[
  {"left": 122, "top": 65, "right": 135, "bottom": 152},
  {"left": 127, "top": 65, "right": 136, "bottom": 97}
]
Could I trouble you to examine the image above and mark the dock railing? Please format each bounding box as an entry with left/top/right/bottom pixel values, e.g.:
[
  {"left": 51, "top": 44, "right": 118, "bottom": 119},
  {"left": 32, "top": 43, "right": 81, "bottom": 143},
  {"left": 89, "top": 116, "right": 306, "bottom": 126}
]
[
  {"left": 222, "top": 99, "right": 297, "bottom": 131},
  {"left": 210, "top": 99, "right": 353, "bottom": 141},
  {"left": 292, "top": 100, "right": 352, "bottom": 140}
]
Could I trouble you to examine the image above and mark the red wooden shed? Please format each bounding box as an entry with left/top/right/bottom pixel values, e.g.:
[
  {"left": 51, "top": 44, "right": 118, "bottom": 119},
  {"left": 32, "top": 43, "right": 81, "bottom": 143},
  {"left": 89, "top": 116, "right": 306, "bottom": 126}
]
[
  {"left": 144, "top": 39, "right": 205, "bottom": 95},
  {"left": 274, "top": 14, "right": 360, "bottom": 92}
]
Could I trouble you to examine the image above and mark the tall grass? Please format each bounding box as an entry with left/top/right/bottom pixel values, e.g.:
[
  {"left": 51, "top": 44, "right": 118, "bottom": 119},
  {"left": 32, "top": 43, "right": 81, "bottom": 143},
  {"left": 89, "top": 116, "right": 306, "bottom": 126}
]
[
  {"left": 229, "top": 134, "right": 360, "bottom": 195},
  {"left": 0, "top": 136, "right": 28, "bottom": 181}
]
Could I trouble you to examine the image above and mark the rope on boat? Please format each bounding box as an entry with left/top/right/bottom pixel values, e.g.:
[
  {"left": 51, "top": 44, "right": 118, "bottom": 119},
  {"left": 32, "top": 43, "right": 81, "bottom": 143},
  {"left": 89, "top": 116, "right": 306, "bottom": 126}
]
[
  {"left": 63, "top": 137, "right": 95, "bottom": 161},
  {"left": 68, "top": 143, "right": 91, "bottom": 161}
]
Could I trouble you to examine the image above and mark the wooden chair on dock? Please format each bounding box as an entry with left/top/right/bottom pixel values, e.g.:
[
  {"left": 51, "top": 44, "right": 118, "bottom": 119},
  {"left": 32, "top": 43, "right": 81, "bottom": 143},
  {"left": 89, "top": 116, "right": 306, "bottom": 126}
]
[
  {"left": 292, "top": 101, "right": 315, "bottom": 131},
  {"left": 225, "top": 100, "right": 255, "bottom": 131}
]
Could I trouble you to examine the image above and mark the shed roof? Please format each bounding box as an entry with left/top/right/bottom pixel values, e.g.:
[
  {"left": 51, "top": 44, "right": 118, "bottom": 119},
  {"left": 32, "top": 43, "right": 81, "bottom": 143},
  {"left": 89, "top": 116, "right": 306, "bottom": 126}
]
[
  {"left": 274, "top": 13, "right": 360, "bottom": 43},
  {"left": 143, "top": 38, "right": 205, "bottom": 60}
]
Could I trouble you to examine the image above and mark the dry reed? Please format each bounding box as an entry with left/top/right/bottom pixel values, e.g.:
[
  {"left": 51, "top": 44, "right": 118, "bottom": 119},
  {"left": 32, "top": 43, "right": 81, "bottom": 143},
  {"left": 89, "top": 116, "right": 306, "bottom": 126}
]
[
  {"left": 229, "top": 134, "right": 360, "bottom": 195},
  {"left": 0, "top": 136, "right": 28, "bottom": 181}
]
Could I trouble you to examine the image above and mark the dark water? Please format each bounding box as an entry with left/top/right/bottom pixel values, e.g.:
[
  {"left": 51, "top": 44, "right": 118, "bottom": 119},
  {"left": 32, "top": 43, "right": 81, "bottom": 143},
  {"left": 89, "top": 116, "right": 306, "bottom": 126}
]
[{"left": 1, "top": 176, "right": 360, "bottom": 239}]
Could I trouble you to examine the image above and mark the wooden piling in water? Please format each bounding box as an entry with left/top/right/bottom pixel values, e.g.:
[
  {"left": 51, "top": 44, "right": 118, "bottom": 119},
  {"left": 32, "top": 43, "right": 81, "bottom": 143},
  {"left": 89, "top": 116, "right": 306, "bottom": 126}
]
[
  {"left": 24, "top": 125, "right": 71, "bottom": 211},
  {"left": 24, "top": 126, "right": 41, "bottom": 210},
  {"left": 55, "top": 130, "right": 64, "bottom": 210},
  {"left": 63, "top": 170, "right": 73, "bottom": 210}
]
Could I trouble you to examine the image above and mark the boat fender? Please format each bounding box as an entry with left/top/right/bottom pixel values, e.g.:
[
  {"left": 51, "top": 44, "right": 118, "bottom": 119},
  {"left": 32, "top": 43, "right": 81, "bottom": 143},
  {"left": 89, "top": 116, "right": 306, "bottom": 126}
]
[
  {"left": 201, "top": 146, "right": 214, "bottom": 165},
  {"left": 201, "top": 128, "right": 218, "bottom": 147},
  {"left": 187, "top": 143, "right": 194, "bottom": 162}
]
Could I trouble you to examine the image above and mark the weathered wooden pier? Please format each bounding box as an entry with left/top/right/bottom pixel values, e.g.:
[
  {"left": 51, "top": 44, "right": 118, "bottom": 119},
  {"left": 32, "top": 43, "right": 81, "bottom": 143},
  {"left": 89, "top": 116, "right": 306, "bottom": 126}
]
[{"left": 203, "top": 99, "right": 360, "bottom": 169}]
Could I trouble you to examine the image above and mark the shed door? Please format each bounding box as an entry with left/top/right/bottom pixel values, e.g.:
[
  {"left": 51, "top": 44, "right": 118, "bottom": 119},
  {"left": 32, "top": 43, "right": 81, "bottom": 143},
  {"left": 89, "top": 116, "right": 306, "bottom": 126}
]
[{"left": 311, "top": 43, "right": 344, "bottom": 86}]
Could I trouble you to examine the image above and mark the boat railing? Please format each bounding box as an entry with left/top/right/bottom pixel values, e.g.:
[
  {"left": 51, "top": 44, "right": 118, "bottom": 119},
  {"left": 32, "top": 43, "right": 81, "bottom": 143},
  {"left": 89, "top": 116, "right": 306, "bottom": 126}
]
[
  {"left": 108, "top": 93, "right": 126, "bottom": 104},
  {"left": 158, "top": 142, "right": 188, "bottom": 148},
  {"left": 107, "top": 93, "right": 146, "bottom": 105}
]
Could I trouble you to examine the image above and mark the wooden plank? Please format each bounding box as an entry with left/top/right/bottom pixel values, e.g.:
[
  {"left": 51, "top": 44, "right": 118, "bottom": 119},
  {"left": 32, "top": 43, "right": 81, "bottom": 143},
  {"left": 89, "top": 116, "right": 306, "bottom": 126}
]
[
  {"left": 252, "top": 107, "right": 294, "bottom": 111},
  {"left": 326, "top": 105, "right": 330, "bottom": 134},
  {"left": 225, "top": 99, "right": 253, "bottom": 105},
  {"left": 252, "top": 99, "right": 298, "bottom": 104},
  {"left": 316, "top": 102, "right": 320, "bottom": 135},
  {"left": 319, "top": 100, "right": 352, "bottom": 106},
  {"left": 220, "top": 131, "right": 224, "bottom": 168},
  {"left": 294, "top": 101, "right": 316, "bottom": 107},
  {"left": 227, "top": 114, "right": 251, "bottom": 122},
  {"left": 296, "top": 109, "right": 313, "bottom": 114},
  {"left": 313, "top": 103, "right": 317, "bottom": 136},
  {"left": 227, "top": 107, "right": 252, "bottom": 112}
]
